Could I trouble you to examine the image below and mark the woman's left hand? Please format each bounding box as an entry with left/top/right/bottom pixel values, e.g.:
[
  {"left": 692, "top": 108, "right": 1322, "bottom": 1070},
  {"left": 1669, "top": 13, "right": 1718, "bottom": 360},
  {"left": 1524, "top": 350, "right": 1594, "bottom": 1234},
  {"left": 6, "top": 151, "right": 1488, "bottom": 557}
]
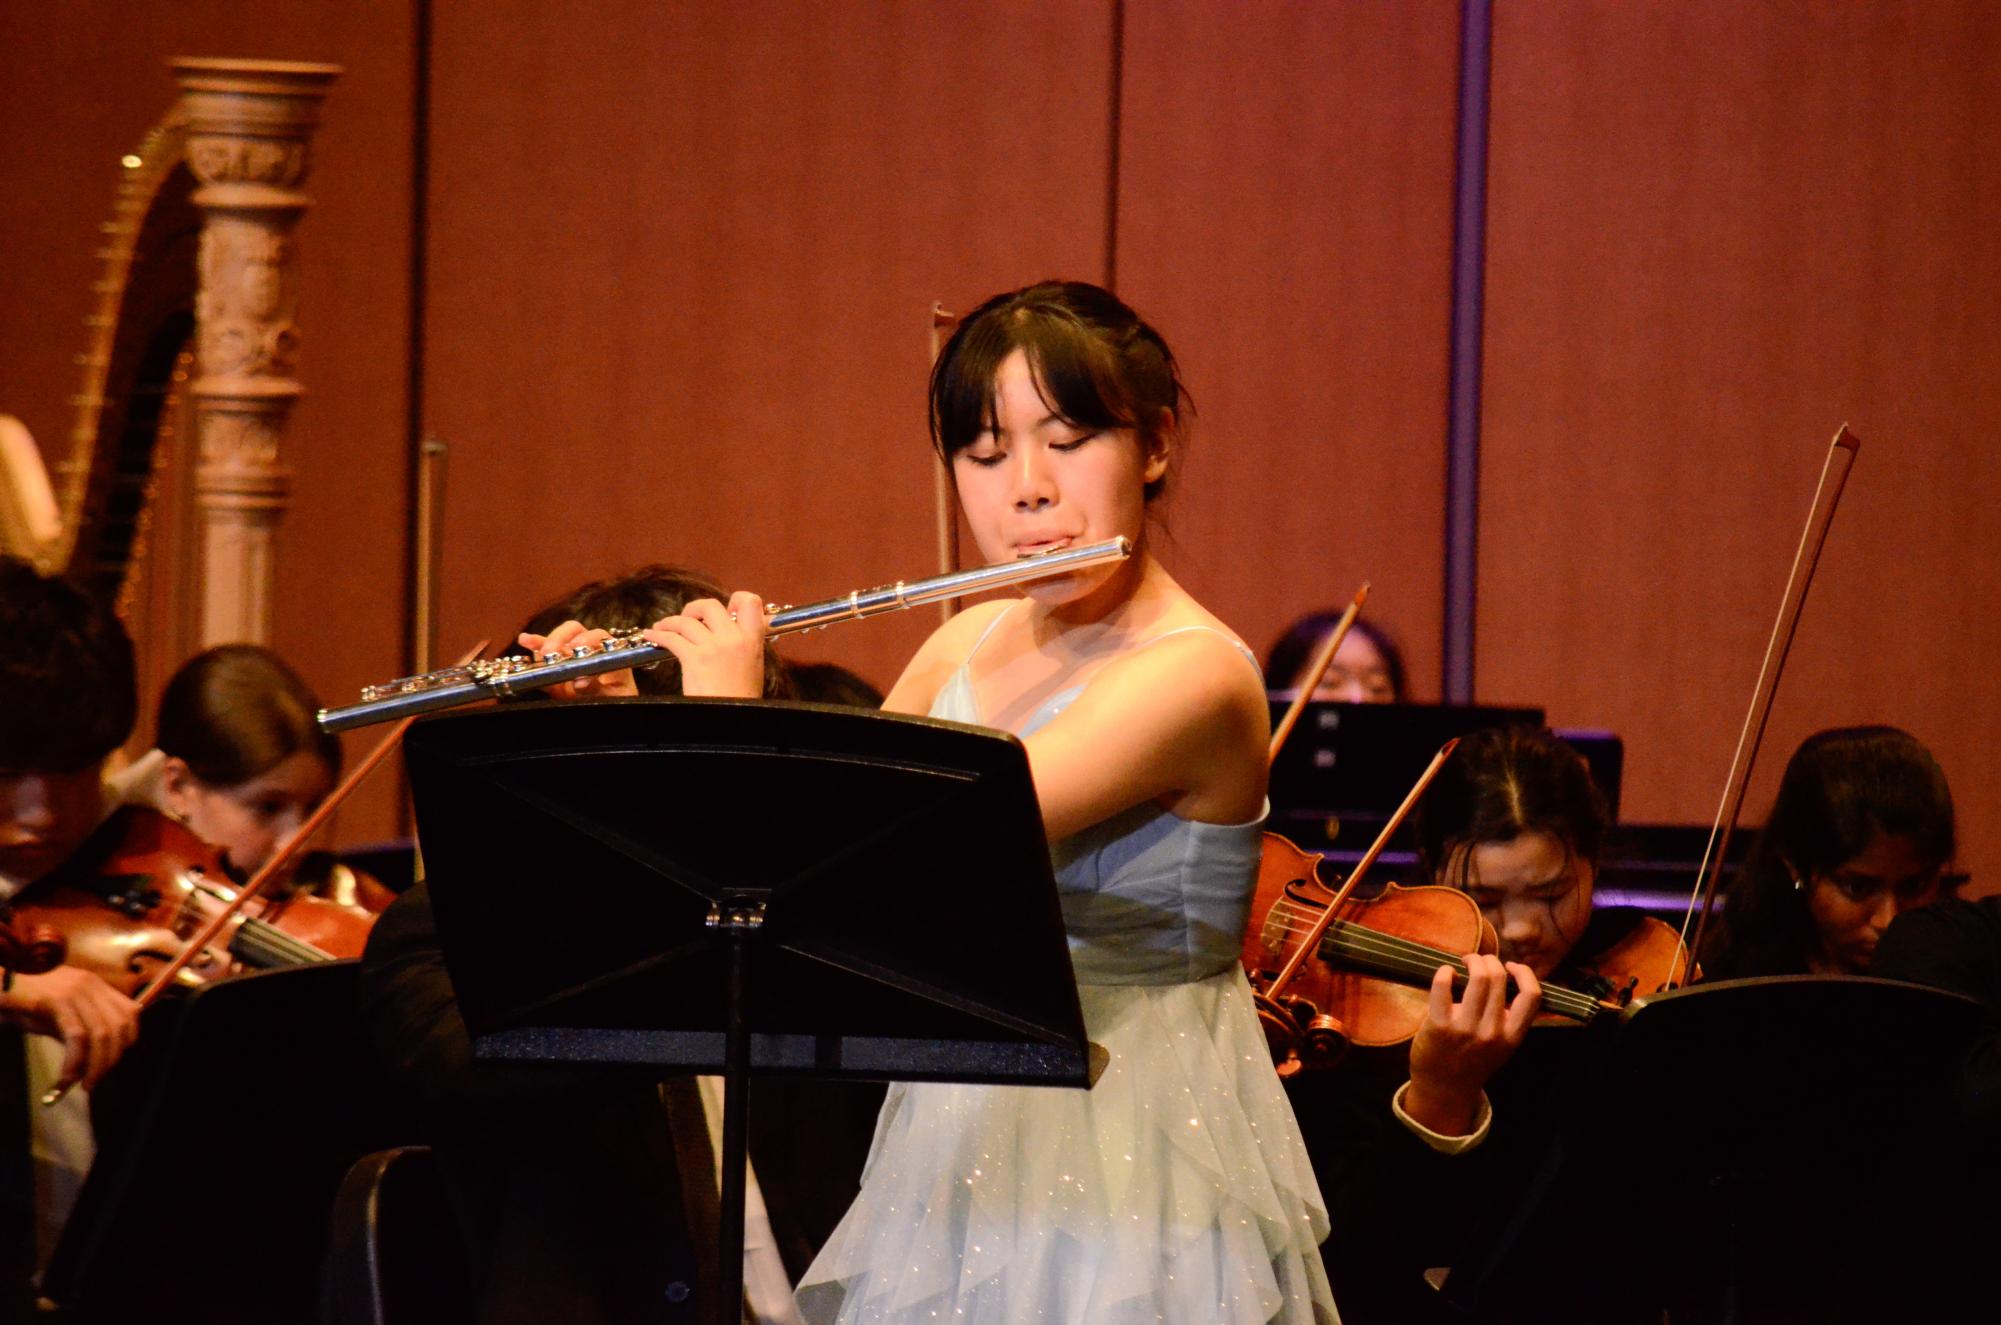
[
  {"left": 1403, "top": 953, "right": 1540, "bottom": 1136},
  {"left": 640, "top": 590, "right": 769, "bottom": 698}
]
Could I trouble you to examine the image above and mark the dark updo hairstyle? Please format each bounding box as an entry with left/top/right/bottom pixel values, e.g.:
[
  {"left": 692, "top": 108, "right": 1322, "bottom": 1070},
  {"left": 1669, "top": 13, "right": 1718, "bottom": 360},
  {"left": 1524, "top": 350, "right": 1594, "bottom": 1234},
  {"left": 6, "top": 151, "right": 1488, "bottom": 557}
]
[
  {"left": 929, "top": 280, "right": 1188, "bottom": 503},
  {"left": 156, "top": 645, "right": 342, "bottom": 788},
  {"left": 1706, "top": 726, "right": 1957, "bottom": 978},
  {"left": 510, "top": 564, "right": 795, "bottom": 700},
  {"left": 1417, "top": 726, "right": 1611, "bottom": 888},
  {"left": 1262, "top": 613, "right": 1408, "bottom": 700},
  {"left": 0, "top": 556, "right": 136, "bottom": 773}
]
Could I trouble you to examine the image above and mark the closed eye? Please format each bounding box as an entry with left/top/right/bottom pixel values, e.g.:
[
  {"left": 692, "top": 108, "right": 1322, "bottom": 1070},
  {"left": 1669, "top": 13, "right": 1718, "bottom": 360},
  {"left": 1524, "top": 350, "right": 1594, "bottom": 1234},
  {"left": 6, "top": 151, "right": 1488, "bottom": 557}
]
[{"left": 1050, "top": 431, "right": 1100, "bottom": 453}]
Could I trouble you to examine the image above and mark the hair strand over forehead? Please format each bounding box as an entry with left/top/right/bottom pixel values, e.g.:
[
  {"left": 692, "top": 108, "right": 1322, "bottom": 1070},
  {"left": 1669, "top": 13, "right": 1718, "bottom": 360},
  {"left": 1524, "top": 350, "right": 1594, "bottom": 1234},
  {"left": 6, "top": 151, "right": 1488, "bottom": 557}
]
[{"left": 929, "top": 281, "right": 1189, "bottom": 503}]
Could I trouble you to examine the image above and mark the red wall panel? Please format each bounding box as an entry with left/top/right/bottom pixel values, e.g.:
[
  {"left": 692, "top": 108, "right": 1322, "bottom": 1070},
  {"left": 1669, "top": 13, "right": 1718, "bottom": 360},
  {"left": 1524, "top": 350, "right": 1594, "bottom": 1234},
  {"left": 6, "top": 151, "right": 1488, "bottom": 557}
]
[
  {"left": 1479, "top": 1, "right": 2001, "bottom": 888},
  {"left": 423, "top": 1, "right": 1115, "bottom": 695},
  {"left": 1117, "top": 1, "right": 1462, "bottom": 694}
]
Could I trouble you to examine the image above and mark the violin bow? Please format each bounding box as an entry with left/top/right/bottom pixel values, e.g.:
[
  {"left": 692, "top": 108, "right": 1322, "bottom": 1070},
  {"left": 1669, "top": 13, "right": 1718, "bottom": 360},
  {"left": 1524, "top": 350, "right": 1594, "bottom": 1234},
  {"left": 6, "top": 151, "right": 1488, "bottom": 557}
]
[
  {"left": 1268, "top": 582, "right": 1370, "bottom": 766},
  {"left": 40, "top": 640, "right": 490, "bottom": 1107},
  {"left": 1266, "top": 738, "right": 1459, "bottom": 1000},
  {"left": 1673, "top": 426, "right": 1860, "bottom": 984}
]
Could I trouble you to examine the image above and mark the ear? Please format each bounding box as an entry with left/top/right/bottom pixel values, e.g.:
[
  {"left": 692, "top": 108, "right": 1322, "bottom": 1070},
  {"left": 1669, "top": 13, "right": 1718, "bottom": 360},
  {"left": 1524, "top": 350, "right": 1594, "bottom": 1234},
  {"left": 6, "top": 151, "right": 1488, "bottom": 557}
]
[
  {"left": 1140, "top": 410, "right": 1174, "bottom": 486},
  {"left": 157, "top": 756, "right": 199, "bottom": 819}
]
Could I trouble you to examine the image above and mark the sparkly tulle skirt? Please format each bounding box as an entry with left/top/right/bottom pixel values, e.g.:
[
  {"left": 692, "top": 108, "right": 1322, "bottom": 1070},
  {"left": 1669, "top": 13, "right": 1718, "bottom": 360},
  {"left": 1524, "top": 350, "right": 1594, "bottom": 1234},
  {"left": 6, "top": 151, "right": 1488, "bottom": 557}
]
[{"left": 793, "top": 966, "right": 1338, "bottom": 1325}]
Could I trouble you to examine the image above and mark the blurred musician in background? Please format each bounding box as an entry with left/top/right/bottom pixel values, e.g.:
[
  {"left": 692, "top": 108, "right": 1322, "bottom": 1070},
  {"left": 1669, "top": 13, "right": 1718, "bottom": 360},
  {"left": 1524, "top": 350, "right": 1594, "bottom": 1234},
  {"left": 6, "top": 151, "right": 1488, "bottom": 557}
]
[
  {"left": 362, "top": 563, "right": 838, "bottom": 1325},
  {"left": 508, "top": 562, "right": 798, "bottom": 703},
  {"left": 786, "top": 661, "right": 885, "bottom": 710},
  {"left": 118, "top": 643, "right": 394, "bottom": 913},
  {"left": 0, "top": 557, "right": 145, "bottom": 1301},
  {"left": 1702, "top": 725, "right": 1959, "bottom": 979},
  {"left": 1265, "top": 611, "right": 1407, "bottom": 703},
  {"left": 1290, "top": 726, "right": 1635, "bottom": 1322}
]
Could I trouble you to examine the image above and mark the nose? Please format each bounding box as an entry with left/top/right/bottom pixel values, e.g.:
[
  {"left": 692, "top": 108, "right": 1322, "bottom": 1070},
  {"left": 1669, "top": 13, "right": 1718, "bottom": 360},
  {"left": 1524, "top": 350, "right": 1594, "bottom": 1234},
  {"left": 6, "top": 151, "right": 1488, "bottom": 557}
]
[
  {"left": 1010, "top": 447, "right": 1056, "bottom": 511},
  {"left": 1876, "top": 892, "right": 1917, "bottom": 931},
  {"left": 2, "top": 776, "right": 56, "bottom": 834},
  {"left": 273, "top": 805, "right": 310, "bottom": 842},
  {"left": 1498, "top": 906, "right": 1541, "bottom": 951}
]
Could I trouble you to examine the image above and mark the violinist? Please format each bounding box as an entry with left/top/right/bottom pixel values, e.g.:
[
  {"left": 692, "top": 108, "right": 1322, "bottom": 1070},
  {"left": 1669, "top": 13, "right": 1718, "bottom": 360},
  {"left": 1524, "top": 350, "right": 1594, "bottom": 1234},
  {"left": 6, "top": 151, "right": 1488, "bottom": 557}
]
[
  {"left": 1701, "top": 725, "right": 1958, "bottom": 979},
  {"left": 0, "top": 557, "right": 143, "bottom": 1300},
  {"left": 124, "top": 643, "right": 393, "bottom": 913},
  {"left": 1290, "top": 725, "right": 1633, "bottom": 1323},
  {"left": 1265, "top": 611, "right": 1407, "bottom": 703}
]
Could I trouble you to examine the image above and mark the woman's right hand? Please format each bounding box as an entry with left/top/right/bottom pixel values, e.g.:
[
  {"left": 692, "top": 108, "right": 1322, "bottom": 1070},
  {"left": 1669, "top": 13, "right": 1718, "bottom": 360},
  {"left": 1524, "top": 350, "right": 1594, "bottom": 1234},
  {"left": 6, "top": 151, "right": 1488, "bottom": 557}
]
[
  {"left": 516, "top": 620, "right": 640, "bottom": 699},
  {"left": 1, "top": 965, "right": 141, "bottom": 1092},
  {"left": 1403, "top": 953, "right": 1540, "bottom": 1136}
]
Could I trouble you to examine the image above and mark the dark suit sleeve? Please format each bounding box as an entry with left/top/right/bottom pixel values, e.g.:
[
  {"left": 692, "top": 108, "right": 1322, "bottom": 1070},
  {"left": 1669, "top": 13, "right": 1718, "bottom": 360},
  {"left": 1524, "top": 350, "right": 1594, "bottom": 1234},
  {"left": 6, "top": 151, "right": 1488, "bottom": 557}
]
[
  {"left": 1288, "top": 1053, "right": 1505, "bottom": 1323},
  {"left": 1873, "top": 898, "right": 2001, "bottom": 1135},
  {"left": 358, "top": 881, "right": 616, "bottom": 1139}
]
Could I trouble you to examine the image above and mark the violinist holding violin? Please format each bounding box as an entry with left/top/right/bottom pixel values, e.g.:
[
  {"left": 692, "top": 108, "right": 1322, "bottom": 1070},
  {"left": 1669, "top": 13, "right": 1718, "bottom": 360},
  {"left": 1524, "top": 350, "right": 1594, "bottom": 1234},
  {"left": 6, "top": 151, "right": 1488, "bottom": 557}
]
[
  {"left": 1289, "top": 725, "right": 1655, "bottom": 1323},
  {"left": 134, "top": 643, "right": 393, "bottom": 916},
  {"left": 0, "top": 557, "right": 145, "bottom": 1302}
]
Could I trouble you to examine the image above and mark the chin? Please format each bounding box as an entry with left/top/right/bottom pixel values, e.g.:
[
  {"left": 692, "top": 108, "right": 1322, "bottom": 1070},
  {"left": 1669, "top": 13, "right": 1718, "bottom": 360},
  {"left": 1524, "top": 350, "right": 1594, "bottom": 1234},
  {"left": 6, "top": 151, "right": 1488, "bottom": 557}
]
[{"left": 1023, "top": 563, "right": 1123, "bottom": 609}]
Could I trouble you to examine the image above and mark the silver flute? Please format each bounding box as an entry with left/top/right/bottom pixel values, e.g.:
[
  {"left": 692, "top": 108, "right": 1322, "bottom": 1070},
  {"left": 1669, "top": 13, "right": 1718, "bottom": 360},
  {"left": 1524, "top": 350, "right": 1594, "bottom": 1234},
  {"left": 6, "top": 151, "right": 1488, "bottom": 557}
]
[{"left": 318, "top": 536, "right": 1132, "bottom": 733}]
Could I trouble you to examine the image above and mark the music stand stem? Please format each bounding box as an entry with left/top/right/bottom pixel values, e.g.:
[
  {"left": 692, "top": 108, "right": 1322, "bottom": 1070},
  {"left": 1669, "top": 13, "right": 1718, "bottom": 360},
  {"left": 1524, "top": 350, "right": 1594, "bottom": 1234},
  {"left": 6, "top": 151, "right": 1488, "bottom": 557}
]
[{"left": 713, "top": 896, "right": 762, "bottom": 1318}]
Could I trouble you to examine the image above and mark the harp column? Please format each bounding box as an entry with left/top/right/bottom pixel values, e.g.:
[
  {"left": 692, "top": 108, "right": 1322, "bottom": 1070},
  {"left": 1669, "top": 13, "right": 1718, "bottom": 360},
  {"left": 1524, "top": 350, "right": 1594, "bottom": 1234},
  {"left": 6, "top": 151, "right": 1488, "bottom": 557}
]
[{"left": 175, "top": 57, "right": 340, "bottom": 646}]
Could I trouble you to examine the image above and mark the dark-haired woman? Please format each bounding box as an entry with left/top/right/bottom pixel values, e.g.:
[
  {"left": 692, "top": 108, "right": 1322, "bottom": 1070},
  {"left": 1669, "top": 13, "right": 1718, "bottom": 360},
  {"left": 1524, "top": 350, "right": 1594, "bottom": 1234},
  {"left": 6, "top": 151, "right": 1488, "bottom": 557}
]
[
  {"left": 139, "top": 645, "right": 340, "bottom": 879},
  {"left": 1702, "top": 725, "right": 1958, "bottom": 979},
  {"left": 1288, "top": 726, "right": 1644, "bottom": 1322},
  {"left": 1264, "top": 614, "right": 1407, "bottom": 703},
  {"left": 638, "top": 281, "right": 1337, "bottom": 1322}
]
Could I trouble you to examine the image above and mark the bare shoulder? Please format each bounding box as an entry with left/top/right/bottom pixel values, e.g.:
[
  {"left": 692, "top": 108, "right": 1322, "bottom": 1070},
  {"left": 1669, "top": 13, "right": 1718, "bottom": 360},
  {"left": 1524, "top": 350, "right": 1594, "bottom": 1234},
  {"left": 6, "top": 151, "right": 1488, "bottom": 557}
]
[
  {"left": 1095, "top": 617, "right": 1268, "bottom": 733},
  {"left": 881, "top": 597, "right": 1017, "bottom": 715}
]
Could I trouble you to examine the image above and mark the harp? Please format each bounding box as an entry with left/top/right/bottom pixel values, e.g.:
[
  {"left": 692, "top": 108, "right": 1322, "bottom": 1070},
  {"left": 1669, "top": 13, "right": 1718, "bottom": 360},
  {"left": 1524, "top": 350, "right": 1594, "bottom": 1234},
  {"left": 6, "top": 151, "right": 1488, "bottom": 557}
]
[{"left": 0, "top": 58, "right": 338, "bottom": 739}]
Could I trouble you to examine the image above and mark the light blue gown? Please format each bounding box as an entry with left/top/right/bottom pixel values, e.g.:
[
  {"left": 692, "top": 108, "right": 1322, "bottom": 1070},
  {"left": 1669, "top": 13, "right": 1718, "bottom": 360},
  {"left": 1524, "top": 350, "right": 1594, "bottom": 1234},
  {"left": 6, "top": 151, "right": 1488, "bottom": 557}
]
[{"left": 795, "top": 616, "right": 1338, "bottom": 1325}]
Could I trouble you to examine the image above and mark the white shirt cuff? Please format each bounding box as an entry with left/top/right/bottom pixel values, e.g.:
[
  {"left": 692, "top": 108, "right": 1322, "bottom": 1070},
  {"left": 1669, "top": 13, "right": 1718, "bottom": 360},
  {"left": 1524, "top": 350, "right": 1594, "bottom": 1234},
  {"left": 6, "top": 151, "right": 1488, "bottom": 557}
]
[{"left": 1391, "top": 1079, "right": 1493, "bottom": 1154}]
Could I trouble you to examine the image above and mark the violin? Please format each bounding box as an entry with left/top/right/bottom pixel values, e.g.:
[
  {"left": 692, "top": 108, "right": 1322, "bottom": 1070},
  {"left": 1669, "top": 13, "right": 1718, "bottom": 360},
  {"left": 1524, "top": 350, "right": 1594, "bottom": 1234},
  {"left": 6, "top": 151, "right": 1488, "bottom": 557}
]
[
  {"left": 8, "top": 804, "right": 372, "bottom": 998},
  {"left": 1242, "top": 835, "right": 1693, "bottom": 1073},
  {"left": 1245, "top": 584, "right": 1693, "bottom": 1073}
]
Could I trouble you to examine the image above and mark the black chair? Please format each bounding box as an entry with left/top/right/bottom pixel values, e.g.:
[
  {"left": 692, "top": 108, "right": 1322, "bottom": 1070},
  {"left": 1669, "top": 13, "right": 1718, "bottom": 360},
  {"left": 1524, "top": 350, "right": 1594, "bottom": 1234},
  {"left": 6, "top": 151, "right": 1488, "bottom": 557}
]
[
  {"left": 42, "top": 962, "right": 412, "bottom": 1324},
  {"left": 321, "top": 1146, "right": 472, "bottom": 1325}
]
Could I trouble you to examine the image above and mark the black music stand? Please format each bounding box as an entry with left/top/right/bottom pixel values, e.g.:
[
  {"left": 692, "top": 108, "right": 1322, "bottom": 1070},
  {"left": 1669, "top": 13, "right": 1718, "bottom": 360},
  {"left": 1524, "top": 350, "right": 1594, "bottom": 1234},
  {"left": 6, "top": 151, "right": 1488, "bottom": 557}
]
[
  {"left": 1436, "top": 976, "right": 1989, "bottom": 1324},
  {"left": 405, "top": 699, "right": 1091, "bottom": 1321},
  {"left": 42, "top": 962, "right": 409, "bottom": 1323}
]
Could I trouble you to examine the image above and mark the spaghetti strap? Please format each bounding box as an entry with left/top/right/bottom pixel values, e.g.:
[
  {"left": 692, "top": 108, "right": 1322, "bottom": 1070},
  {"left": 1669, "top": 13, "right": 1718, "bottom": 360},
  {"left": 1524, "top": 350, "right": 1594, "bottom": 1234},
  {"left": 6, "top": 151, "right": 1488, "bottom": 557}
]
[
  {"left": 1136, "top": 624, "right": 1263, "bottom": 678},
  {"left": 964, "top": 600, "right": 1025, "bottom": 664}
]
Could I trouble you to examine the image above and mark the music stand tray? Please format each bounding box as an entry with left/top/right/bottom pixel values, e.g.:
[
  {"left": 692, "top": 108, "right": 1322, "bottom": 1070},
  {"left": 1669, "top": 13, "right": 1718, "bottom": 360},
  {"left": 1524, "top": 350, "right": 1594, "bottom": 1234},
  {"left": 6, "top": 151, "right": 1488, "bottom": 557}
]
[{"left": 406, "top": 699, "right": 1091, "bottom": 1316}]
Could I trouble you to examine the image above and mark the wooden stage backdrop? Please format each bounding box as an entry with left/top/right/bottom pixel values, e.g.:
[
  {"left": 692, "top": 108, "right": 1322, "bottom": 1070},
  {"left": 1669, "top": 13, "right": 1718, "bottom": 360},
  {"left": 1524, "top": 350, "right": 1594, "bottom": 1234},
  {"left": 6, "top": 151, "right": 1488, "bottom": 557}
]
[{"left": 1, "top": 1, "right": 1995, "bottom": 894}]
